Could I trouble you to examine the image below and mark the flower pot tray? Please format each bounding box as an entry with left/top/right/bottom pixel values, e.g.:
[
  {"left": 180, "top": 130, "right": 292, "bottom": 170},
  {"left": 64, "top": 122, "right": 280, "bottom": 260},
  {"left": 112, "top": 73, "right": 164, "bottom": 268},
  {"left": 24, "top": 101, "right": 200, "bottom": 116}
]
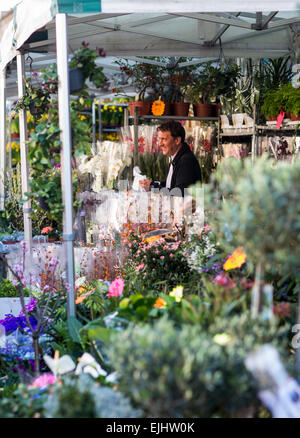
[{"left": 221, "top": 127, "right": 254, "bottom": 136}]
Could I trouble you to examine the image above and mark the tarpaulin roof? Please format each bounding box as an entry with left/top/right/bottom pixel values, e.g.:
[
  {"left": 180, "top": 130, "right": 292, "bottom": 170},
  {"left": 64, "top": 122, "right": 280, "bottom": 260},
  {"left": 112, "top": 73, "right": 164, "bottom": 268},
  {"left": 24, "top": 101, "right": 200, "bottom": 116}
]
[{"left": 1, "top": 1, "right": 300, "bottom": 97}]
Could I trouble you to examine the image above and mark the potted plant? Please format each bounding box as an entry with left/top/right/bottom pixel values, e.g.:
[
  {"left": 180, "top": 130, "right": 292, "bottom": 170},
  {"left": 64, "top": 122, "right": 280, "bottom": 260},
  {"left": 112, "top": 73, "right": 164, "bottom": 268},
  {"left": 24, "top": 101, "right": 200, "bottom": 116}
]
[
  {"left": 160, "top": 59, "right": 199, "bottom": 116},
  {"left": 184, "top": 62, "right": 240, "bottom": 117},
  {"left": 260, "top": 83, "right": 299, "bottom": 121},
  {"left": 68, "top": 41, "right": 107, "bottom": 93},
  {"left": 114, "top": 58, "right": 159, "bottom": 116},
  {"left": 284, "top": 83, "right": 300, "bottom": 120},
  {"left": 255, "top": 57, "right": 294, "bottom": 122}
]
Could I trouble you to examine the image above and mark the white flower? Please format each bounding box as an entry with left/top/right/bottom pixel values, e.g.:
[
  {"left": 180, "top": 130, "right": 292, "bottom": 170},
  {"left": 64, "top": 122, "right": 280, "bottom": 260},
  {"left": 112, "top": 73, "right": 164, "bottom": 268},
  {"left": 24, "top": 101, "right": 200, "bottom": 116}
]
[
  {"left": 75, "top": 353, "right": 107, "bottom": 378},
  {"left": 43, "top": 352, "right": 76, "bottom": 376}
]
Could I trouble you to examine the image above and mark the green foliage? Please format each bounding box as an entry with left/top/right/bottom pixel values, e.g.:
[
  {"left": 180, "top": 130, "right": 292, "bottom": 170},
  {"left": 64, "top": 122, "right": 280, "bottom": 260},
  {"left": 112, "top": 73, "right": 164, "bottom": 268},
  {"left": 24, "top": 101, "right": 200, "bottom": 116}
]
[
  {"left": 0, "top": 384, "right": 49, "bottom": 418},
  {"left": 185, "top": 62, "right": 241, "bottom": 104},
  {"left": 69, "top": 43, "right": 107, "bottom": 90},
  {"left": 137, "top": 152, "right": 169, "bottom": 182},
  {"left": 106, "top": 314, "right": 291, "bottom": 418},
  {"left": 115, "top": 56, "right": 199, "bottom": 102},
  {"left": 0, "top": 279, "right": 29, "bottom": 297},
  {"left": 261, "top": 83, "right": 300, "bottom": 118},
  {"left": 43, "top": 374, "right": 142, "bottom": 418},
  {"left": 201, "top": 155, "right": 300, "bottom": 277}
]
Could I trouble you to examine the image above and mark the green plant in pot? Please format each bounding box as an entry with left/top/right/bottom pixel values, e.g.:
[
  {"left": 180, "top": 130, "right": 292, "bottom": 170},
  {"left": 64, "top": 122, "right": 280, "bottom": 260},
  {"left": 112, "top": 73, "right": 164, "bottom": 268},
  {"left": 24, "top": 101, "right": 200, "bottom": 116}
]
[
  {"left": 114, "top": 57, "right": 161, "bottom": 116},
  {"left": 260, "top": 83, "right": 299, "bottom": 121},
  {"left": 185, "top": 62, "right": 240, "bottom": 117},
  {"left": 284, "top": 83, "right": 300, "bottom": 120},
  {"left": 69, "top": 41, "right": 107, "bottom": 93}
]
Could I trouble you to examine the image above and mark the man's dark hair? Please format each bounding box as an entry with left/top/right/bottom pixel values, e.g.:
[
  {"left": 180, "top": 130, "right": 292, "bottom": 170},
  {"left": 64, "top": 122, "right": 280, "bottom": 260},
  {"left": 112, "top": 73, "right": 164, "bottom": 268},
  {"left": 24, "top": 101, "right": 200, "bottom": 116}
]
[{"left": 157, "top": 120, "right": 185, "bottom": 143}]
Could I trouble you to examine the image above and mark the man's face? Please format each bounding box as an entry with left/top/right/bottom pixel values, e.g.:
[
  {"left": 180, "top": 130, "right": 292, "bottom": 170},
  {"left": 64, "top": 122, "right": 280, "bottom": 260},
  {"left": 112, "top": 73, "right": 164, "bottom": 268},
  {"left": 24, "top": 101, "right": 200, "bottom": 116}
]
[{"left": 157, "top": 130, "right": 181, "bottom": 156}]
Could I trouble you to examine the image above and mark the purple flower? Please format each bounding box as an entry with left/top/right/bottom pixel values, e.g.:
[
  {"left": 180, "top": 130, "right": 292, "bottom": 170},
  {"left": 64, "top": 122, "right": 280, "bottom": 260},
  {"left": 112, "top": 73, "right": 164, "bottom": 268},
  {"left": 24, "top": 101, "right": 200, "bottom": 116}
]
[{"left": 18, "top": 299, "right": 38, "bottom": 317}]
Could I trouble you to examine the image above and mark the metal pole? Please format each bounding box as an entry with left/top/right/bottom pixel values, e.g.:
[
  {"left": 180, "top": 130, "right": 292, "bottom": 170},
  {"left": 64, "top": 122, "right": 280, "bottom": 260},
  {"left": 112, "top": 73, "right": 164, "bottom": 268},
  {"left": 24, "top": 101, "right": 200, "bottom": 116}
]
[
  {"left": 251, "top": 104, "right": 257, "bottom": 165},
  {"left": 55, "top": 13, "right": 75, "bottom": 318},
  {"left": 16, "top": 51, "right": 32, "bottom": 254},
  {"left": 0, "top": 68, "right": 6, "bottom": 211},
  {"left": 133, "top": 106, "right": 139, "bottom": 166},
  {"left": 92, "top": 99, "right": 96, "bottom": 153},
  {"left": 98, "top": 100, "right": 102, "bottom": 152},
  {"left": 7, "top": 101, "right": 12, "bottom": 170}
]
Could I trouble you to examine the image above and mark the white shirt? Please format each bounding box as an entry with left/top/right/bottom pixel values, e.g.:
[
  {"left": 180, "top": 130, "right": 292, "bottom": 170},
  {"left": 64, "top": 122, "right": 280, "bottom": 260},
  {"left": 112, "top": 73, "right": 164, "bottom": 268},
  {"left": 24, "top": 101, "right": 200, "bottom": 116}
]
[{"left": 166, "top": 153, "right": 176, "bottom": 189}]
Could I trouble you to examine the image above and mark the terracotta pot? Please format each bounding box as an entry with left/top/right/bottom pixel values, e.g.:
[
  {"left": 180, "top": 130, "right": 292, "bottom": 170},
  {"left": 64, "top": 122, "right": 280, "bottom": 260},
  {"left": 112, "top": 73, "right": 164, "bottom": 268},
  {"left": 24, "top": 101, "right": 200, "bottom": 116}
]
[
  {"left": 172, "top": 102, "right": 190, "bottom": 117},
  {"left": 48, "top": 238, "right": 59, "bottom": 243},
  {"left": 163, "top": 102, "right": 172, "bottom": 116},
  {"left": 128, "top": 101, "right": 151, "bottom": 117},
  {"left": 290, "top": 113, "right": 300, "bottom": 121},
  {"left": 267, "top": 116, "right": 277, "bottom": 121},
  {"left": 193, "top": 103, "right": 216, "bottom": 117},
  {"left": 11, "top": 133, "right": 20, "bottom": 139}
]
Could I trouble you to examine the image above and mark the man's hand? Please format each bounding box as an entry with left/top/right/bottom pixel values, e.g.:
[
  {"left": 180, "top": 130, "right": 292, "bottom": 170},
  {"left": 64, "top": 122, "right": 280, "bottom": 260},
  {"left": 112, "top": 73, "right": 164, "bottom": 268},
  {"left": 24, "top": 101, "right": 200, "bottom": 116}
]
[{"left": 139, "top": 178, "right": 152, "bottom": 191}]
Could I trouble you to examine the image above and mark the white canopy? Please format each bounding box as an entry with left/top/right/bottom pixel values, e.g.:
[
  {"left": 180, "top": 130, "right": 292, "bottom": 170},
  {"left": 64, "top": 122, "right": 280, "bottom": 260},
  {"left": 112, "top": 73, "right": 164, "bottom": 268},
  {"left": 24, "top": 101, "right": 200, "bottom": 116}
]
[{"left": 1, "top": 1, "right": 299, "bottom": 97}]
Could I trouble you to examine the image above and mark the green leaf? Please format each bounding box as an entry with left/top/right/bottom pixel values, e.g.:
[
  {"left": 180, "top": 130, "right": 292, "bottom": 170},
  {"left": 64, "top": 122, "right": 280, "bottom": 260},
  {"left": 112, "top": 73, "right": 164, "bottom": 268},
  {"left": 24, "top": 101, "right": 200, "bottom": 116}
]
[
  {"left": 87, "top": 327, "right": 115, "bottom": 344},
  {"left": 67, "top": 316, "right": 83, "bottom": 344}
]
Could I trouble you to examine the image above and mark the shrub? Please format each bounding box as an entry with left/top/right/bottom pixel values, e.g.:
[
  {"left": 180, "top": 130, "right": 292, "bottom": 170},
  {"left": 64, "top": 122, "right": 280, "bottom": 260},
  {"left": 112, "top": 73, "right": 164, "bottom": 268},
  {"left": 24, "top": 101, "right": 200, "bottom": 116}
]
[
  {"left": 44, "top": 374, "right": 142, "bottom": 418},
  {"left": 106, "top": 314, "right": 291, "bottom": 418}
]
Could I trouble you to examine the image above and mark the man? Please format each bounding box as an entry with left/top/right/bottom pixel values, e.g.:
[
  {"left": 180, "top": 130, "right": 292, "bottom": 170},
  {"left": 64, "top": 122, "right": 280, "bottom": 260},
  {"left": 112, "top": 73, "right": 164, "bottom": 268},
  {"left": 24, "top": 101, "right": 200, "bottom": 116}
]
[{"left": 139, "top": 120, "right": 202, "bottom": 196}]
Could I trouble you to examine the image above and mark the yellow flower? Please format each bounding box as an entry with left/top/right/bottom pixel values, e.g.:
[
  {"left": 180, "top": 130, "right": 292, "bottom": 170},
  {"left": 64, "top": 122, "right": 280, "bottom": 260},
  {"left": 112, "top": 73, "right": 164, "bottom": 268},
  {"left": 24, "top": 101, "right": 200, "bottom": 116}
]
[
  {"left": 169, "top": 285, "right": 183, "bottom": 303},
  {"left": 213, "top": 333, "right": 231, "bottom": 346},
  {"left": 223, "top": 247, "right": 247, "bottom": 271}
]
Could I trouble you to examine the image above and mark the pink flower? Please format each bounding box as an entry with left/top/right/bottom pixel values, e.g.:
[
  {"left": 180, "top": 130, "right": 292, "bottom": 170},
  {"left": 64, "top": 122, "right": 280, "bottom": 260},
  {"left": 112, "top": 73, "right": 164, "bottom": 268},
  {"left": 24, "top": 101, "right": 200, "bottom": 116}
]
[
  {"left": 136, "top": 263, "right": 145, "bottom": 271},
  {"left": 214, "top": 273, "right": 236, "bottom": 289},
  {"left": 203, "top": 225, "right": 211, "bottom": 233},
  {"left": 28, "top": 373, "right": 57, "bottom": 389},
  {"left": 107, "top": 278, "right": 124, "bottom": 298}
]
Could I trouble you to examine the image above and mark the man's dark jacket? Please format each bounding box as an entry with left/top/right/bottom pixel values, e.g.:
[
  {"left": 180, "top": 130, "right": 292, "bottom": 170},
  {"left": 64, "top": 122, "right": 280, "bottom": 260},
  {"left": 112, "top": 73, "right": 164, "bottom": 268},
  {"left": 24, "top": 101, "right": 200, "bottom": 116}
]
[{"left": 152, "top": 142, "right": 202, "bottom": 196}]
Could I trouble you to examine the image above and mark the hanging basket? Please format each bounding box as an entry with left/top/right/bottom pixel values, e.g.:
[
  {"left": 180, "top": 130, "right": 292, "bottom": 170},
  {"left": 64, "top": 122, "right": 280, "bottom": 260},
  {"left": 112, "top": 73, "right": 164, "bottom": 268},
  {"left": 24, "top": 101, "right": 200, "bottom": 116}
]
[
  {"left": 29, "top": 102, "right": 44, "bottom": 116},
  {"left": 69, "top": 67, "right": 84, "bottom": 93}
]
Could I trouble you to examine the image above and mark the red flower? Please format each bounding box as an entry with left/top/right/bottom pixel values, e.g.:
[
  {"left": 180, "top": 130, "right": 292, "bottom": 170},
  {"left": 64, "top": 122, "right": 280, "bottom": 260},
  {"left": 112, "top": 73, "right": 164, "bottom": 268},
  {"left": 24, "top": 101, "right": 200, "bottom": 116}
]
[{"left": 204, "top": 139, "right": 211, "bottom": 153}]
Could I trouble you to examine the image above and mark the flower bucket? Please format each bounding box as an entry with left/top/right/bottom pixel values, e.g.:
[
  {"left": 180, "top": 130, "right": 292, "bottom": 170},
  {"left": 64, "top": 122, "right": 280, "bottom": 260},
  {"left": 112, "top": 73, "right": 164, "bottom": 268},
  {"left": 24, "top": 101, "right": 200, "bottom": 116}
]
[
  {"left": 128, "top": 101, "right": 151, "bottom": 117},
  {"left": 244, "top": 114, "right": 254, "bottom": 127},
  {"left": 172, "top": 102, "right": 190, "bottom": 117},
  {"left": 69, "top": 67, "right": 84, "bottom": 93},
  {"left": 232, "top": 113, "right": 245, "bottom": 128},
  {"left": 220, "top": 115, "right": 230, "bottom": 128}
]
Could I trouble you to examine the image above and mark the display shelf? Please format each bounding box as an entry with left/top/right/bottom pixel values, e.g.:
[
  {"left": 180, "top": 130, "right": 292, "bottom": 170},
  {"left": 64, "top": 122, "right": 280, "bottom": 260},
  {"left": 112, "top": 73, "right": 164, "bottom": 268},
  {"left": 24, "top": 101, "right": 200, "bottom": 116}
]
[
  {"left": 130, "top": 114, "right": 218, "bottom": 122},
  {"left": 102, "top": 128, "right": 121, "bottom": 132},
  {"left": 220, "top": 127, "right": 254, "bottom": 137}
]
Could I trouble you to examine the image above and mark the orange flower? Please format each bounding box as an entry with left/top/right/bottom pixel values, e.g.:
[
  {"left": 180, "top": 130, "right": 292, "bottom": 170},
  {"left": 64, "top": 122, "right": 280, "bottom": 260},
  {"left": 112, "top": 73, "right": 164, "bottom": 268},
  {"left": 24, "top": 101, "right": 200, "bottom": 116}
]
[
  {"left": 75, "top": 295, "right": 87, "bottom": 304},
  {"left": 41, "top": 226, "right": 53, "bottom": 234},
  {"left": 223, "top": 247, "right": 247, "bottom": 271},
  {"left": 153, "top": 297, "right": 167, "bottom": 309},
  {"left": 143, "top": 235, "right": 162, "bottom": 244}
]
